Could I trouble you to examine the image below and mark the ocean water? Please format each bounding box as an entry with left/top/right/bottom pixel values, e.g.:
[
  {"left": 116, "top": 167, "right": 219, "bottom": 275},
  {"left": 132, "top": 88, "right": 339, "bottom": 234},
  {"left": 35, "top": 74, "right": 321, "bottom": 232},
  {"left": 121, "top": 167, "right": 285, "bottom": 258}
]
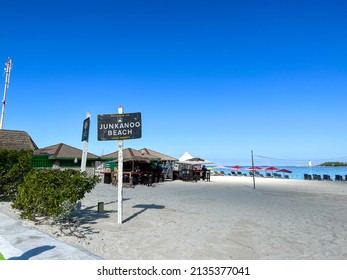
[{"left": 215, "top": 166, "right": 347, "bottom": 181}]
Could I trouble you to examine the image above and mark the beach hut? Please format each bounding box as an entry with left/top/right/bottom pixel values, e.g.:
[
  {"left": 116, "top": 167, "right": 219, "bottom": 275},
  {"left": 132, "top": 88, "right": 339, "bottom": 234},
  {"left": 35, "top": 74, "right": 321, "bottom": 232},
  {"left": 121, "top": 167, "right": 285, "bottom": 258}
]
[{"left": 103, "top": 148, "right": 160, "bottom": 171}]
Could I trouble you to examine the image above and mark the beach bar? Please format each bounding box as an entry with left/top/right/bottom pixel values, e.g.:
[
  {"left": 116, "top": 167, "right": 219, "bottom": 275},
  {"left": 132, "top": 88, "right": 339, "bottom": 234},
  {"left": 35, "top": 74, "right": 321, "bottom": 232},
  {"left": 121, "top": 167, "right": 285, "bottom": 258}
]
[{"left": 99, "top": 148, "right": 178, "bottom": 186}]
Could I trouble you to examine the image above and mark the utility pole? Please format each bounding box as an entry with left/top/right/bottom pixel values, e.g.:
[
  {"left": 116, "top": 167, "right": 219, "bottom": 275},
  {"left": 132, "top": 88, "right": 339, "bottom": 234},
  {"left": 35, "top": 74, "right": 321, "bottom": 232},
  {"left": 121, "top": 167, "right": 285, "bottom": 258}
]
[{"left": 0, "top": 58, "right": 13, "bottom": 129}]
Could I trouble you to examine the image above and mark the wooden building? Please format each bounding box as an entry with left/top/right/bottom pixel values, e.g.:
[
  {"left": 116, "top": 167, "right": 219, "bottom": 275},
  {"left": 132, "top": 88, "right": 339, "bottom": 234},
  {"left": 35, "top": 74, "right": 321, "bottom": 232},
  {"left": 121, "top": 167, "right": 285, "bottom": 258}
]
[{"left": 33, "top": 143, "right": 99, "bottom": 173}]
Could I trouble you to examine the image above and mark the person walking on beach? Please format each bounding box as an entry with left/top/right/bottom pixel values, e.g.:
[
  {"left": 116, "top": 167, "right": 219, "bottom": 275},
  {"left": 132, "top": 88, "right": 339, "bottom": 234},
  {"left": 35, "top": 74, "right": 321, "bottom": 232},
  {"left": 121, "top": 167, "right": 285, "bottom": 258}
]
[{"left": 201, "top": 165, "right": 207, "bottom": 181}]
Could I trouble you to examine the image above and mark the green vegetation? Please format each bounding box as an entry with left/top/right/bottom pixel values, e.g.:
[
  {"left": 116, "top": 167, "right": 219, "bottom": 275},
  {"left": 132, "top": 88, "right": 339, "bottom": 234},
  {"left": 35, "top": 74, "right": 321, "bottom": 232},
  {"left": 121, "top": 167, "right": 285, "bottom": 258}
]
[
  {"left": 0, "top": 149, "right": 33, "bottom": 198},
  {"left": 0, "top": 252, "right": 5, "bottom": 260},
  {"left": 1, "top": 148, "right": 100, "bottom": 223},
  {"left": 319, "top": 162, "right": 347, "bottom": 167},
  {"left": 12, "top": 169, "right": 100, "bottom": 221}
]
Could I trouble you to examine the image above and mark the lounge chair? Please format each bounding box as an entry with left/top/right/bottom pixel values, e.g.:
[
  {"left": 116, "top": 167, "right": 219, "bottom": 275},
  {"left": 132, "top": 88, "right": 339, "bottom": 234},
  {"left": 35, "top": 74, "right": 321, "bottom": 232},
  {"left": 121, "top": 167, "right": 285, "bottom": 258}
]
[
  {"left": 265, "top": 172, "right": 273, "bottom": 178},
  {"left": 323, "top": 174, "right": 332, "bottom": 181},
  {"left": 210, "top": 170, "right": 216, "bottom": 176},
  {"left": 304, "top": 174, "right": 312, "bottom": 180},
  {"left": 335, "top": 175, "right": 343, "bottom": 181},
  {"left": 313, "top": 174, "right": 322, "bottom": 180}
]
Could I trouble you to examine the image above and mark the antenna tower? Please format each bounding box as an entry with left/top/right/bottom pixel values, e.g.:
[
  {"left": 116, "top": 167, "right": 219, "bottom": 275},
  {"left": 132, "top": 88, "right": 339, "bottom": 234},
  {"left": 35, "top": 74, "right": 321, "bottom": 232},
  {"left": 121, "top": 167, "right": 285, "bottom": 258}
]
[{"left": 0, "top": 57, "right": 13, "bottom": 129}]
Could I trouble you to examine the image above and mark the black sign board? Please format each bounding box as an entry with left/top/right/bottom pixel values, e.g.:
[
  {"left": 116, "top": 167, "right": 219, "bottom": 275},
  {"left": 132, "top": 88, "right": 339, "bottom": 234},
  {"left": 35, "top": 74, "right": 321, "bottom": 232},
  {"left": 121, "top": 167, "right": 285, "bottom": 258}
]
[
  {"left": 97, "top": 112, "right": 142, "bottom": 141},
  {"left": 81, "top": 117, "right": 90, "bottom": 142}
]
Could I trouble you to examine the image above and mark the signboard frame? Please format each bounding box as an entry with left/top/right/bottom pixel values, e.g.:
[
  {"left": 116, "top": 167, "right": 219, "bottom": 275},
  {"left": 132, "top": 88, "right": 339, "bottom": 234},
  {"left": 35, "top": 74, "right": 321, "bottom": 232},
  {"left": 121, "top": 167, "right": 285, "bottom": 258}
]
[{"left": 97, "top": 112, "right": 142, "bottom": 141}]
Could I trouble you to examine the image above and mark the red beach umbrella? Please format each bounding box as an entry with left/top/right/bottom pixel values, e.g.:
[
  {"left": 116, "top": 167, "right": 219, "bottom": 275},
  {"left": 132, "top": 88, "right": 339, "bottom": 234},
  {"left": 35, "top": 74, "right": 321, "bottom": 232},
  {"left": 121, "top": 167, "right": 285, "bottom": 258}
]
[
  {"left": 214, "top": 165, "right": 227, "bottom": 169},
  {"left": 230, "top": 165, "right": 243, "bottom": 170},
  {"left": 213, "top": 165, "right": 227, "bottom": 172},
  {"left": 246, "top": 166, "right": 262, "bottom": 171},
  {"left": 264, "top": 166, "right": 278, "bottom": 171},
  {"left": 277, "top": 169, "right": 292, "bottom": 177},
  {"left": 264, "top": 166, "right": 278, "bottom": 174},
  {"left": 277, "top": 168, "right": 292, "bottom": 173}
]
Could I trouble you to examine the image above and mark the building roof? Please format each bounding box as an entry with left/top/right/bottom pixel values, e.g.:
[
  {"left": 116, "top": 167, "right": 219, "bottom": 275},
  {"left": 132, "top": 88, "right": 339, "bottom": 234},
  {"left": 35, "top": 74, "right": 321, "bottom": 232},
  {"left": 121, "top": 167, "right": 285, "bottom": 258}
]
[
  {"left": 102, "top": 148, "right": 158, "bottom": 162},
  {"left": 140, "top": 148, "right": 178, "bottom": 161},
  {"left": 0, "top": 129, "right": 38, "bottom": 150},
  {"left": 102, "top": 147, "right": 177, "bottom": 162},
  {"left": 34, "top": 143, "right": 99, "bottom": 159}
]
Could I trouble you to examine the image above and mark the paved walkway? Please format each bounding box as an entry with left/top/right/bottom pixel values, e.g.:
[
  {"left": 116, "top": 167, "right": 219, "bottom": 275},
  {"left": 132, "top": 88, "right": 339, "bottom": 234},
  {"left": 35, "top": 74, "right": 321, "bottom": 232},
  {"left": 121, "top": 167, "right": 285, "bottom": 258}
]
[{"left": 0, "top": 212, "right": 102, "bottom": 260}]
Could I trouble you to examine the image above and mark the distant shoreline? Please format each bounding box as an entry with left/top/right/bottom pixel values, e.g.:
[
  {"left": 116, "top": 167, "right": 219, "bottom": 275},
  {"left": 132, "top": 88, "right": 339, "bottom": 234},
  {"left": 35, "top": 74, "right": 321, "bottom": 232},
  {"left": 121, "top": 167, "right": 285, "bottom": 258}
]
[{"left": 319, "top": 161, "right": 347, "bottom": 167}]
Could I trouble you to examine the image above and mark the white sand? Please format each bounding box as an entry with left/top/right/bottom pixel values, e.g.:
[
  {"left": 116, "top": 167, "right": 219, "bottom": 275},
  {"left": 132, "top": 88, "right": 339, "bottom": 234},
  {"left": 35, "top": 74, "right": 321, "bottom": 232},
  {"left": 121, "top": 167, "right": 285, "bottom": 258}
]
[{"left": 1, "top": 176, "right": 347, "bottom": 260}]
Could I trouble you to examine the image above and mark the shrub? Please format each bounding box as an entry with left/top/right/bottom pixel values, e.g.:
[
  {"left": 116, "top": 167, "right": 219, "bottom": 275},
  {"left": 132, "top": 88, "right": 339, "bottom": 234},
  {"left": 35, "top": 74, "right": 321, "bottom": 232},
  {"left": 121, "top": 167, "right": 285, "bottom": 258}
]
[
  {"left": 12, "top": 169, "right": 100, "bottom": 220},
  {"left": 0, "top": 149, "right": 33, "bottom": 198}
]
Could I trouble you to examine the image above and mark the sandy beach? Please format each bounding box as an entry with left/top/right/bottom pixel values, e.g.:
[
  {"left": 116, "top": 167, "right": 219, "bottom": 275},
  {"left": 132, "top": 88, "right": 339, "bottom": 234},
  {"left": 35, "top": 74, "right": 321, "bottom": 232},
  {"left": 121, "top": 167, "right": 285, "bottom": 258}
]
[{"left": 1, "top": 176, "right": 347, "bottom": 260}]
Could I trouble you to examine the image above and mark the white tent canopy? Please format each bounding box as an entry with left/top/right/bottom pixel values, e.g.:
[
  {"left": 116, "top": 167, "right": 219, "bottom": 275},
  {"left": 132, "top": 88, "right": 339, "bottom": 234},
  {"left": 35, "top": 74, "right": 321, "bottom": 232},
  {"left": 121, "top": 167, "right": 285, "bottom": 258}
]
[
  {"left": 179, "top": 152, "right": 194, "bottom": 161},
  {"left": 178, "top": 152, "right": 214, "bottom": 165}
]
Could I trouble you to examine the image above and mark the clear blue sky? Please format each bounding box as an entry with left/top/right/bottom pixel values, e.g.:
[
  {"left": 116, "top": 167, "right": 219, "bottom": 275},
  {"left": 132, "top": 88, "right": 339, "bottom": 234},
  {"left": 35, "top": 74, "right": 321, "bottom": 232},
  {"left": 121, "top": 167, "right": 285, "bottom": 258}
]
[{"left": 1, "top": 0, "right": 347, "bottom": 166}]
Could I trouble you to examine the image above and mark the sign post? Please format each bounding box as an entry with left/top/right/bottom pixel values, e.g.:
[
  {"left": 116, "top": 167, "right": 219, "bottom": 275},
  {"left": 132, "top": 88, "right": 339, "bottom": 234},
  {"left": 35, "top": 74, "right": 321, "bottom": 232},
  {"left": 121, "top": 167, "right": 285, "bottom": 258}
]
[
  {"left": 117, "top": 106, "right": 124, "bottom": 224},
  {"left": 81, "top": 112, "right": 91, "bottom": 172},
  {"left": 97, "top": 107, "right": 142, "bottom": 224}
]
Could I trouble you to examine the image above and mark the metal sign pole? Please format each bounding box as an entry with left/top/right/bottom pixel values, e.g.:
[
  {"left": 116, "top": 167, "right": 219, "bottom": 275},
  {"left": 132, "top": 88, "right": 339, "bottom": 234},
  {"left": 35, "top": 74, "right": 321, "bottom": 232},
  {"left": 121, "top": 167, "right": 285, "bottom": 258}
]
[
  {"left": 117, "top": 106, "right": 124, "bottom": 224},
  {"left": 80, "top": 112, "right": 91, "bottom": 172}
]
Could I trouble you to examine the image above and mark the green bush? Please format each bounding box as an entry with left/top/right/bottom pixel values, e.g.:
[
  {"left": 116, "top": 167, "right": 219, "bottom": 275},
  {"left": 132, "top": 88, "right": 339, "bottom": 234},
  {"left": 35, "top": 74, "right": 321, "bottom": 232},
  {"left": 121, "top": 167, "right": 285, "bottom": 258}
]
[
  {"left": 12, "top": 169, "right": 100, "bottom": 220},
  {"left": 0, "top": 149, "right": 33, "bottom": 198}
]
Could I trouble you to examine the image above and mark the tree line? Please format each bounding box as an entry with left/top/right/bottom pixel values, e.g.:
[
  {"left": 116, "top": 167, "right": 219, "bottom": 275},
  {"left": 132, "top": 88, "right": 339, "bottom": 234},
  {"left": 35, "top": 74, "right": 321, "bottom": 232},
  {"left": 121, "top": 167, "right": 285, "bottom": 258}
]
[{"left": 319, "top": 162, "right": 347, "bottom": 167}]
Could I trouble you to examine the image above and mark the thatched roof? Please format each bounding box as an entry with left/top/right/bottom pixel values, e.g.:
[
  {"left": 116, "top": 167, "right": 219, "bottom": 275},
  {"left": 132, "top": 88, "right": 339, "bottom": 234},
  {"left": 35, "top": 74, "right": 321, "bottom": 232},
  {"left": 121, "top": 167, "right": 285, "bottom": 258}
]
[
  {"left": 140, "top": 148, "right": 177, "bottom": 161},
  {"left": 0, "top": 129, "right": 38, "bottom": 150},
  {"left": 103, "top": 148, "right": 158, "bottom": 162},
  {"left": 102, "top": 147, "right": 177, "bottom": 162},
  {"left": 34, "top": 143, "right": 99, "bottom": 159}
]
